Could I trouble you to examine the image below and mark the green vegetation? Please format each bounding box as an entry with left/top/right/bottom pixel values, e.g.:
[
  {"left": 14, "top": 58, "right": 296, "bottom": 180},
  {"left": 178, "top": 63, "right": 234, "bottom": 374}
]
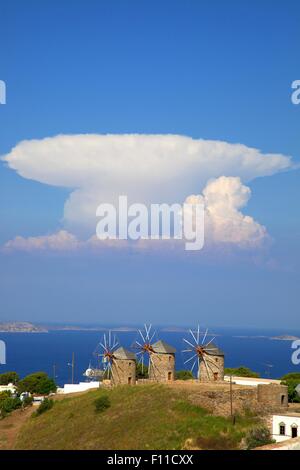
[
  {"left": 224, "top": 366, "right": 260, "bottom": 378},
  {"left": 94, "top": 395, "right": 110, "bottom": 413},
  {"left": 175, "top": 370, "right": 194, "bottom": 380},
  {"left": 281, "top": 373, "right": 300, "bottom": 403},
  {"left": 244, "top": 426, "right": 274, "bottom": 449},
  {"left": 17, "top": 372, "right": 56, "bottom": 395},
  {"left": 136, "top": 362, "right": 148, "bottom": 379},
  {"left": 0, "top": 391, "right": 21, "bottom": 418},
  {"left": 0, "top": 371, "right": 19, "bottom": 385},
  {"left": 15, "top": 384, "right": 262, "bottom": 450},
  {"left": 34, "top": 399, "right": 54, "bottom": 417}
]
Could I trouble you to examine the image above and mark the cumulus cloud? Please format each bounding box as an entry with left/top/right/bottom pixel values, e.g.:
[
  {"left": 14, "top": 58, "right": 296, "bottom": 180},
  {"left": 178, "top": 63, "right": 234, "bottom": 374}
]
[
  {"left": 185, "top": 176, "right": 268, "bottom": 248},
  {"left": 3, "top": 176, "right": 268, "bottom": 253},
  {"left": 2, "top": 134, "right": 292, "bottom": 237},
  {"left": 3, "top": 231, "right": 80, "bottom": 252}
]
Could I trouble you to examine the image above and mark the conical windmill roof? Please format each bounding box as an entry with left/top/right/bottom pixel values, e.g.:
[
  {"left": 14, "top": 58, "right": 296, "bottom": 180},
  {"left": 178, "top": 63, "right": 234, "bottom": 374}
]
[
  {"left": 113, "top": 346, "right": 136, "bottom": 360},
  {"left": 205, "top": 342, "right": 224, "bottom": 357},
  {"left": 152, "top": 340, "right": 176, "bottom": 354}
]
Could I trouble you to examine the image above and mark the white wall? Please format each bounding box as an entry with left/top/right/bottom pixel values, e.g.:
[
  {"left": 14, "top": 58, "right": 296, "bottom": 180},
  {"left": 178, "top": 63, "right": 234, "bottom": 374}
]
[
  {"left": 224, "top": 376, "right": 281, "bottom": 387},
  {"left": 57, "top": 381, "right": 100, "bottom": 394},
  {"left": 272, "top": 414, "right": 300, "bottom": 442}
]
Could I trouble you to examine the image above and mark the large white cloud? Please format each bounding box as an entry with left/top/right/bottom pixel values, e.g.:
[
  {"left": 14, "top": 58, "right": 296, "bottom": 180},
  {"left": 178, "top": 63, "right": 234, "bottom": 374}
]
[
  {"left": 3, "top": 176, "right": 269, "bottom": 253},
  {"left": 2, "top": 134, "right": 292, "bottom": 237}
]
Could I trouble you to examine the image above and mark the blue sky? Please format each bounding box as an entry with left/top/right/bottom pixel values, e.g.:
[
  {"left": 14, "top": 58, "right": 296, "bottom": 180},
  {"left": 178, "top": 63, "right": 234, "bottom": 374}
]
[{"left": 0, "top": 0, "right": 299, "bottom": 327}]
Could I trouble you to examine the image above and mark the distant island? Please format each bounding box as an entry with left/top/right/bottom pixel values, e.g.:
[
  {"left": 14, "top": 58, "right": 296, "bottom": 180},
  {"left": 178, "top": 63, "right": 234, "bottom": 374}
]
[
  {"left": 0, "top": 322, "right": 48, "bottom": 333},
  {"left": 233, "top": 334, "right": 300, "bottom": 341},
  {"left": 270, "top": 335, "right": 300, "bottom": 341},
  {"left": 0, "top": 322, "right": 138, "bottom": 333}
]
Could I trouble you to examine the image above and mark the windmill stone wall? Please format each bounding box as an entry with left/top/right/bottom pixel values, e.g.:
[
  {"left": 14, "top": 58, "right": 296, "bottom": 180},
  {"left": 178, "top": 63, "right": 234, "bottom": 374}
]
[
  {"left": 149, "top": 340, "right": 176, "bottom": 382},
  {"left": 111, "top": 347, "right": 136, "bottom": 386},
  {"left": 199, "top": 345, "right": 225, "bottom": 382}
]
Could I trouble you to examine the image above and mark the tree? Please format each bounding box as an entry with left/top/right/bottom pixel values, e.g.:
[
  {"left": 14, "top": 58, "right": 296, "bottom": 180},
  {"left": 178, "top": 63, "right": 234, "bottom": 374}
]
[
  {"left": 0, "top": 371, "right": 19, "bottom": 385},
  {"left": 281, "top": 373, "right": 300, "bottom": 403},
  {"left": 224, "top": 366, "right": 260, "bottom": 378},
  {"left": 136, "top": 362, "right": 148, "bottom": 379},
  {"left": 18, "top": 372, "right": 56, "bottom": 395},
  {"left": 175, "top": 370, "right": 194, "bottom": 380}
]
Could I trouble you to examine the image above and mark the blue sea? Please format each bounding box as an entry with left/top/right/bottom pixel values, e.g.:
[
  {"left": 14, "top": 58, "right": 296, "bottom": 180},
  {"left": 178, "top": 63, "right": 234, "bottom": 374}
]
[{"left": 0, "top": 326, "right": 299, "bottom": 386}]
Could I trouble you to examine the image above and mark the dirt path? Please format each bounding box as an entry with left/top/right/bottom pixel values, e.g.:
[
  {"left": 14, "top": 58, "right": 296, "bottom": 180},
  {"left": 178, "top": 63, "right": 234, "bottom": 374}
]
[{"left": 0, "top": 406, "right": 34, "bottom": 450}]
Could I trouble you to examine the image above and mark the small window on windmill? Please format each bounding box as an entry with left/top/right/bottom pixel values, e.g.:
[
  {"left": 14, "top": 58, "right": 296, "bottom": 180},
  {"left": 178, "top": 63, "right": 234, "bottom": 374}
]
[
  {"left": 169, "top": 355, "right": 171, "bottom": 362},
  {"left": 215, "top": 357, "right": 218, "bottom": 362},
  {"left": 281, "top": 395, "right": 285, "bottom": 405},
  {"left": 129, "top": 362, "right": 132, "bottom": 367}
]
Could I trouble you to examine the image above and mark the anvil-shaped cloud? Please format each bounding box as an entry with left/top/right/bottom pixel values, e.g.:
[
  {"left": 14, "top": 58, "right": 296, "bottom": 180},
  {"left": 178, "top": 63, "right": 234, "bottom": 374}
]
[{"left": 2, "top": 134, "right": 293, "bottom": 250}]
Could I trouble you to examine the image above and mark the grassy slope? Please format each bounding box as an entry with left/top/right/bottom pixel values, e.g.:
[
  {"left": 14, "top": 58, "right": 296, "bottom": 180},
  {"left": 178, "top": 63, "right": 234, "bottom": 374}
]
[{"left": 15, "top": 385, "right": 260, "bottom": 450}]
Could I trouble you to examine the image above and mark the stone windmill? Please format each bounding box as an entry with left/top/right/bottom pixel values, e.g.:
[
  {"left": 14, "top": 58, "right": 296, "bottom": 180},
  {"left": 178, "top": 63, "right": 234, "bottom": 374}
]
[
  {"left": 95, "top": 331, "right": 136, "bottom": 385},
  {"left": 182, "top": 325, "right": 224, "bottom": 382},
  {"left": 133, "top": 324, "right": 176, "bottom": 382}
]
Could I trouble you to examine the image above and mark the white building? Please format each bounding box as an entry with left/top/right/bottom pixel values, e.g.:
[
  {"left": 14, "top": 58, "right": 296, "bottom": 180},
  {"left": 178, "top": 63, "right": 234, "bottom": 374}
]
[
  {"left": 0, "top": 383, "right": 17, "bottom": 394},
  {"left": 57, "top": 381, "right": 100, "bottom": 394},
  {"left": 272, "top": 413, "right": 300, "bottom": 442},
  {"left": 224, "top": 376, "right": 281, "bottom": 387}
]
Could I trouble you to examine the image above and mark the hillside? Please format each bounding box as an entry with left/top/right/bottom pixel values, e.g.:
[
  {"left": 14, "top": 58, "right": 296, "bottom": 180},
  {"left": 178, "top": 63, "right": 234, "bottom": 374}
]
[{"left": 15, "top": 384, "right": 261, "bottom": 450}]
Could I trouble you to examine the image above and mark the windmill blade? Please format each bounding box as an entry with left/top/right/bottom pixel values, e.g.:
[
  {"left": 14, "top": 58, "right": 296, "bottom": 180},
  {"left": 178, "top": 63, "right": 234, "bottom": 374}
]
[
  {"left": 182, "top": 348, "right": 193, "bottom": 353},
  {"left": 183, "top": 338, "right": 196, "bottom": 349},
  {"left": 190, "top": 358, "right": 197, "bottom": 372},
  {"left": 184, "top": 353, "right": 197, "bottom": 365},
  {"left": 196, "top": 325, "right": 200, "bottom": 344},
  {"left": 205, "top": 336, "right": 216, "bottom": 347},
  {"left": 108, "top": 330, "right": 111, "bottom": 348},
  {"left": 149, "top": 354, "right": 160, "bottom": 380},
  {"left": 189, "top": 329, "right": 198, "bottom": 345},
  {"left": 149, "top": 330, "right": 156, "bottom": 343},
  {"left": 103, "top": 333, "right": 107, "bottom": 348},
  {"left": 137, "top": 352, "right": 144, "bottom": 361},
  {"left": 202, "top": 355, "right": 211, "bottom": 379},
  {"left": 138, "top": 329, "right": 146, "bottom": 344},
  {"left": 202, "top": 328, "right": 208, "bottom": 345},
  {"left": 204, "top": 355, "right": 216, "bottom": 371},
  {"left": 141, "top": 354, "right": 144, "bottom": 374},
  {"left": 145, "top": 324, "right": 152, "bottom": 341}
]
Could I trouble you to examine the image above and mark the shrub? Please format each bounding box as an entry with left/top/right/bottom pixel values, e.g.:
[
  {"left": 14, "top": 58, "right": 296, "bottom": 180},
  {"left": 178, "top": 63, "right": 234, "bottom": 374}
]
[
  {"left": 34, "top": 398, "right": 54, "bottom": 416},
  {"left": 224, "top": 366, "right": 260, "bottom": 378},
  {"left": 245, "top": 426, "right": 274, "bottom": 449},
  {"left": 22, "top": 395, "right": 33, "bottom": 407},
  {"left": 0, "top": 371, "right": 19, "bottom": 385},
  {"left": 0, "top": 391, "right": 22, "bottom": 414},
  {"left": 175, "top": 370, "right": 194, "bottom": 380},
  {"left": 18, "top": 372, "right": 56, "bottom": 395},
  {"left": 94, "top": 395, "right": 110, "bottom": 413}
]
